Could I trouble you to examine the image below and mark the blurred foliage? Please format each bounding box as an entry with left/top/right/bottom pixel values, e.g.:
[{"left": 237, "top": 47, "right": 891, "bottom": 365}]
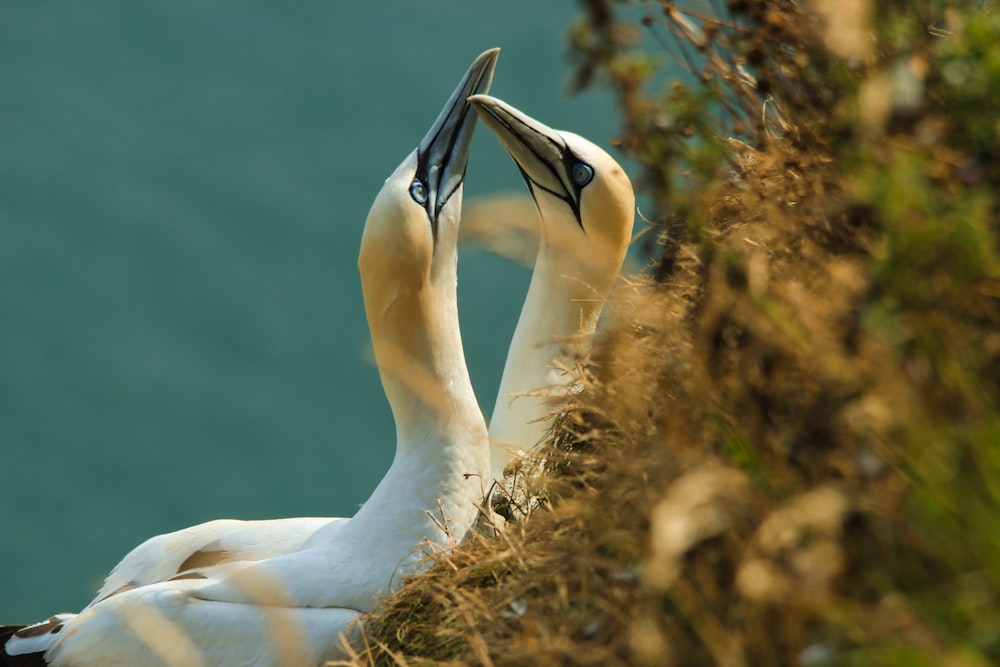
[{"left": 347, "top": 1, "right": 1000, "bottom": 665}]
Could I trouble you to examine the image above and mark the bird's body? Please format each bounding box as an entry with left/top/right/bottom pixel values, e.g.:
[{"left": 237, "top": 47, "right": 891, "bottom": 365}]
[
  {"left": 469, "top": 95, "right": 635, "bottom": 481},
  {"left": 1, "top": 48, "right": 499, "bottom": 667},
  {"left": 10, "top": 581, "right": 360, "bottom": 667},
  {"left": 94, "top": 517, "right": 345, "bottom": 601}
]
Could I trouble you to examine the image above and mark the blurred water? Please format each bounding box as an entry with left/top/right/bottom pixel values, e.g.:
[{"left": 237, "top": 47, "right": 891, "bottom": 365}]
[{"left": 0, "top": 2, "right": 625, "bottom": 619}]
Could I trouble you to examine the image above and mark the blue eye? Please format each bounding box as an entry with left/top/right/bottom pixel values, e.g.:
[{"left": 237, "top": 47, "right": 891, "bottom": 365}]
[
  {"left": 410, "top": 180, "right": 428, "bottom": 204},
  {"left": 571, "top": 162, "right": 594, "bottom": 186}
]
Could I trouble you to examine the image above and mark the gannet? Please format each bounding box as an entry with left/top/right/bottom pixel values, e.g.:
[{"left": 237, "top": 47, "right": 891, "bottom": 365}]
[
  {"left": 468, "top": 95, "right": 635, "bottom": 481},
  {"left": 0, "top": 48, "right": 498, "bottom": 667}
]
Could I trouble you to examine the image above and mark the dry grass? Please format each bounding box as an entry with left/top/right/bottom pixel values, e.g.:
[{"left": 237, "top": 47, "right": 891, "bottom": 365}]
[{"left": 343, "top": 1, "right": 1000, "bottom": 665}]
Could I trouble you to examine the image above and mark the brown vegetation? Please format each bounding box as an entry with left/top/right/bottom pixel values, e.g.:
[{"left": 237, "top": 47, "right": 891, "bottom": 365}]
[{"left": 345, "top": 1, "right": 1000, "bottom": 664}]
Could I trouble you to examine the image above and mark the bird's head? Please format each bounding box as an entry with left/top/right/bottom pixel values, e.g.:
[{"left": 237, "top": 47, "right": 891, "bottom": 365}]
[
  {"left": 359, "top": 49, "right": 498, "bottom": 311},
  {"left": 468, "top": 94, "right": 634, "bottom": 296}
]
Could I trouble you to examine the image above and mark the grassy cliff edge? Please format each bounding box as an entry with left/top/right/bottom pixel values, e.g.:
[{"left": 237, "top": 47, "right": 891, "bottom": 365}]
[{"left": 347, "top": 2, "right": 1000, "bottom": 664}]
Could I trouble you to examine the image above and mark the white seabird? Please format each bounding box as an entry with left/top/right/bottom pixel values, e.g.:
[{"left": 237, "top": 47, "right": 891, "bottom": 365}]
[
  {"left": 469, "top": 94, "right": 636, "bottom": 481},
  {"left": 0, "top": 48, "right": 499, "bottom": 667}
]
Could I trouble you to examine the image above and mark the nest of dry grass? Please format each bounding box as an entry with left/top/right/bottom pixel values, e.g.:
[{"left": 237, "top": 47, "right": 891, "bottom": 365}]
[{"left": 343, "top": 1, "right": 1000, "bottom": 665}]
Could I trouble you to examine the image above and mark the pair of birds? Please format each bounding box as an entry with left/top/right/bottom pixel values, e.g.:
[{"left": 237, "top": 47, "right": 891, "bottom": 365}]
[{"left": 1, "top": 48, "right": 634, "bottom": 666}]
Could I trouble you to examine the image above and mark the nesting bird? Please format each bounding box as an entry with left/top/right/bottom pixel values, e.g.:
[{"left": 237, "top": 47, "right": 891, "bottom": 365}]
[
  {"left": 469, "top": 95, "right": 635, "bottom": 481},
  {"left": 0, "top": 48, "right": 499, "bottom": 667}
]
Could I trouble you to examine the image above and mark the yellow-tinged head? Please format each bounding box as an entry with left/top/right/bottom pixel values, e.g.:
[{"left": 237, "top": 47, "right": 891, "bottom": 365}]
[
  {"left": 358, "top": 49, "right": 498, "bottom": 334},
  {"left": 468, "top": 94, "right": 634, "bottom": 298}
]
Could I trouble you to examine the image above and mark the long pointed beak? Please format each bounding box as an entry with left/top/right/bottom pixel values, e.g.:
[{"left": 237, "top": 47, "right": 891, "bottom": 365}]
[
  {"left": 417, "top": 48, "right": 499, "bottom": 222},
  {"left": 467, "top": 94, "right": 582, "bottom": 220}
]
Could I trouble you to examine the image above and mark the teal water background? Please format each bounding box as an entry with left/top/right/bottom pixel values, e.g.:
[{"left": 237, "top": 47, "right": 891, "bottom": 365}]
[{"left": 0, "top": 2, "right": 631, "bottom": 620}]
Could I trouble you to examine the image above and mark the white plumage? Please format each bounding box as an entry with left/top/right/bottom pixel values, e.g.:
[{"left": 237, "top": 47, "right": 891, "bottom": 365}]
[
  {"left": 1, "top": 48, "right": 499, "bottom": 667},
  {"left": 470, "top": 94, "right": 636, "bottom": 481}
]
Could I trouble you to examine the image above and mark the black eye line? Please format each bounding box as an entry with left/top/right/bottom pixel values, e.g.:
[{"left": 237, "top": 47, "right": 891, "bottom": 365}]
[
  {"left": 478, "top": 103, "right": 591, "bottom": 227},
  {"left": 515, "top": 165, "right": 587, "bottom": 232},
  {"left": 437, "top": 169, "right": 464, "bottom": 218},
  {"left": 413, "top": 149, "right": 439, "bottom": 243},
  {"left": 485, "top": 108, "right": 585, "bottom": 227}
]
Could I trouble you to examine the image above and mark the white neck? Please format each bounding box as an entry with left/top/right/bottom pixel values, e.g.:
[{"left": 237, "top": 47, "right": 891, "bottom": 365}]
[
  {"left": 351, "top": 244, "right": 489, "bottom": 555},
  {"left": 488, "top": 241, "right": 604, "bottom": 480}
]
